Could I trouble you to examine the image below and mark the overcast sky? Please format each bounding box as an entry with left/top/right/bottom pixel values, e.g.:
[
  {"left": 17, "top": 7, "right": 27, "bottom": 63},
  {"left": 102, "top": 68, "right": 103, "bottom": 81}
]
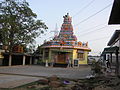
[{"left": 27, "top": 0, "right": 119, "bottom": 55}]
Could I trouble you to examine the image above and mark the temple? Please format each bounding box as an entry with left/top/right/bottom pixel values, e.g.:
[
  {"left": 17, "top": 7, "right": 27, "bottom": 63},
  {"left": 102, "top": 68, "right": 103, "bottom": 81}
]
[{"left": 40, "top": 13, "right": 91, "bottom": 66}]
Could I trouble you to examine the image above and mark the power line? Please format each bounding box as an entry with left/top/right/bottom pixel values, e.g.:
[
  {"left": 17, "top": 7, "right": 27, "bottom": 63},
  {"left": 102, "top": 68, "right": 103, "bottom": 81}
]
[
  {"left": 76, "top": 22, "right": 106, "bottom": 33},
  {"left": 74, "top": 3, "right": 112, "bottom": 27},
  {"left": 87, "top": 36, "right": 110, "bottom": 42},
  {"left": 78, "top": 25, "right": 107, "bottom": 36},
  {"left": 73, "top": 0, "right": 95, "bottom": 18}
]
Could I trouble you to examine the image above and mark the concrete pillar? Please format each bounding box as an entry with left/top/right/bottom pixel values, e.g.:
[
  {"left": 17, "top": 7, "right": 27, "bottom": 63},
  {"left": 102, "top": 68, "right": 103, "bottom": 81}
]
[
  {"left": 45, "top": 60, "right": 48, "bottom": 67},
  {"left": 110, "top": 53, "right": 112, "bottom": 63},
  {"left": 115, "top": 50, "right": 119, "bottom": 76},
  {"left": 49, "top": 49, "right": 51, "bottom": 63},
  {"left": 23, "top": 55, "right": 26, "bottom": 65},
  {"left": 9, "top": 55, "right": 12, "bottom": 66},
  {"left": 0, "top": 52, "right": 4, "bottom": 66}
]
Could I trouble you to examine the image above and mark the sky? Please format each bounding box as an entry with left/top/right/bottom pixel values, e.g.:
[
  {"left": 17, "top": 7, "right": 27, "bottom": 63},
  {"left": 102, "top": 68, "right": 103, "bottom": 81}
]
[{"left": 11, "top": 0, "right": 120, "bottom": 55}]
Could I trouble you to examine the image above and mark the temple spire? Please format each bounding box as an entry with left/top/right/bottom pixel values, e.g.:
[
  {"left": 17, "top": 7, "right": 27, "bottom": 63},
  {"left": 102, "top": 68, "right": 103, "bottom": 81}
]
[
  {"left": 63, "top": 13, "right": 72, "bottom": 24},
  {"left": 59, "top": 13, "right": 76, "bottom": 40}
]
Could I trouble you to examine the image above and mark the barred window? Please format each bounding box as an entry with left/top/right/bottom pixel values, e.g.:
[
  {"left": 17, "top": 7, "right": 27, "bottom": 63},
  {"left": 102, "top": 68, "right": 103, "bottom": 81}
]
[{"left": 77, "top": 53, "right": 84, "bottom": 60}]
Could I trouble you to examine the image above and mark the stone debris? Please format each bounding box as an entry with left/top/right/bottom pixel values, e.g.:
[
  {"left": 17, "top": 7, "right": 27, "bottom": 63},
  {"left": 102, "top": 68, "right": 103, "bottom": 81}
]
[
  {"left": 49, "top": 75, "right": 58, "bottom": 81},
  {"left": 37, "top": 78, "right": 49, "bottom": 85},
  {"left": 2, "top": 75, "right": 120, "bottom": 90},
  {"left": 49, "top": 81, "right": 61, "bottom": 88},
  {"left": 93, "top": 85, "right": 113, "bottom": 90},
  {"left": 86, "top": 74, "right": 95, "bottom": 79}
]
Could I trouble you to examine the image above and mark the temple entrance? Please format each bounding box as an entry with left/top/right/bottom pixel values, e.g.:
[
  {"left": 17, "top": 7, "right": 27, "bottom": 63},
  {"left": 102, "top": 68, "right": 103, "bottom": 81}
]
[
  {"left": 57, "top": 52, "right": 66, "bottom": 64},
  {"left": 53, "top": 52, "right": 71, "bottom": 67},
  {"left": 51, "top": 49, "right": 72, "bottom": 67}
]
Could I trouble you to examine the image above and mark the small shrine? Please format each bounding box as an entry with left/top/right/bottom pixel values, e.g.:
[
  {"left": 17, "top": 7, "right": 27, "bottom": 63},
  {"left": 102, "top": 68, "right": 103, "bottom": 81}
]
[{"left": 40, "top": 13, "right": 91, "bottom": 66}]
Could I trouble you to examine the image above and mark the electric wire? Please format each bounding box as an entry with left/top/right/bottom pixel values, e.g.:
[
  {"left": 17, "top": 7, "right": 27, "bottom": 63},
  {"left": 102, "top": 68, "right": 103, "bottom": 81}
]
[
  {"left": 87, "top": 36, "right": 110, "bottom": 42},
  {"left": 74, "top": 3, "right": 112, "bottom": 27},
  {"left": 76, "top": 22, "right": 106, "bottom": 33},
  {"left": 73, "top": 0, "right": 95, "bottom": 18},
  {"left": 78, "top": 25, "right": 108, "bottom": 36}
]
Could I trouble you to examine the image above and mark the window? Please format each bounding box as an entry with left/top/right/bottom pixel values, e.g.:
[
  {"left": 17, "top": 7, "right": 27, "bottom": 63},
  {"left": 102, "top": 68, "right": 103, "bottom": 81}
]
[{"left": 77, "top": 53, "right": 84, "bottom": 60}]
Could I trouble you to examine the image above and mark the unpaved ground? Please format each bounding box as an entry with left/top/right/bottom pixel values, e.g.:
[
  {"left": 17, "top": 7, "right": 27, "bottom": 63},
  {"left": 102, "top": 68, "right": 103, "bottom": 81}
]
[
  {"left": 0, "top": 65, "right": 90, "bottom": 89},
  {"left": 2, "top": 75, "right": 120, "bottom": 90},
  {"left": 0, "top": 65, "right": 119, "bottom": 90},
  {"left": 0, "top": 65, "right": 91, "bottom": 79}
]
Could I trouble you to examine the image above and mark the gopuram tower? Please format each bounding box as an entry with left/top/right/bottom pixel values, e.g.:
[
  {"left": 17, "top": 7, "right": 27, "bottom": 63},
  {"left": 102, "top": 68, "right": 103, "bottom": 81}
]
[{"left": 41, "top": 13, "right": 91, "bottom": 67}]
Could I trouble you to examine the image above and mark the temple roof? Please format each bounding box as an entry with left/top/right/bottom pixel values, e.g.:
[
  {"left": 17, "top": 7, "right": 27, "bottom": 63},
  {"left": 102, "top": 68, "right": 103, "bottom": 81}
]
[
  {"left": 54, "top": 13, "right": 76, "bottom": 41},
  {"left": 41, "top": 13, "right": 91, "bottom": 51}
]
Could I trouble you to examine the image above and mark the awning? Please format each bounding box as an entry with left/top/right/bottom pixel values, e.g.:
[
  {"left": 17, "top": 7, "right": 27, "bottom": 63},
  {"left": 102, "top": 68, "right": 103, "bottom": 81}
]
[
  {"left": 108, "top": 30, "right": 120, "bottom": 46},
  {"left": 3, "top": 52, "right": 33, "bottom": 56},
  {"left": 102, "top": 46, "right": 119, "bottom": 55},
  {"left": 108, "top": 0, "right": 120, "bottom": 24},
  {"left": 51, "top": 49, "right": 72, "bottom": 53}
]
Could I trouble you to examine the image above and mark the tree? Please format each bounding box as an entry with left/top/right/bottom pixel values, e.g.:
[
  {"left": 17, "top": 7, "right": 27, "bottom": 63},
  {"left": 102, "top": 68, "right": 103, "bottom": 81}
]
[
  {"left": 0, "top": 33, "right": 2, "bottom": 44},
  {"left": 34, "top": 45, "right": 43, "bottom": 54},
  {"left": 0, "top": 0, "right": 48, "bottom": 52}
]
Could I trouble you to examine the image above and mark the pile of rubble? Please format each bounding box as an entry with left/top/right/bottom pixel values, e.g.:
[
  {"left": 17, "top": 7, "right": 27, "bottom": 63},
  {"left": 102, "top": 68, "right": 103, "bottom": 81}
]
[
  {"left": 27, "top": 75, "right": 75, "bottom": 90},
  {"left": 18, "top": 75, "right": 120, "bottom": 90}
]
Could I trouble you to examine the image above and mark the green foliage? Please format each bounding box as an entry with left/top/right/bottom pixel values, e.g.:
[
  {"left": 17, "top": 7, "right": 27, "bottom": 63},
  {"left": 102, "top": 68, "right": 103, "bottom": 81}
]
[
  {"left": 0, "top": 33, "right": 2, "bottom": 44},
  {"left": 0, "top": 0, "right": 48, "bottom": 52},
  {"left": 91, "top": 61, "right": 102, "bottom": 74},
  {"left": 34, "top": 45, "right": 43, "bottom": 54}
]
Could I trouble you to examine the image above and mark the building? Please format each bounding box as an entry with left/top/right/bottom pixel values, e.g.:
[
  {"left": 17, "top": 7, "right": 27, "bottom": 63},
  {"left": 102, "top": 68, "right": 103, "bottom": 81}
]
[
  {"left": 101, "top": 0, "right": 120, "bottom": 73},
  {"left": 40, "top": 13, "right": 91, "bottom": 67},
  {"left": 102, "top": 30, "right": 120, "bottom": 75},
  {"left": 103, "top": 0, "right": 120, "bottom": 75},
  {"left": 0, "top": 45, "right": 35, "bottom": 66}
]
